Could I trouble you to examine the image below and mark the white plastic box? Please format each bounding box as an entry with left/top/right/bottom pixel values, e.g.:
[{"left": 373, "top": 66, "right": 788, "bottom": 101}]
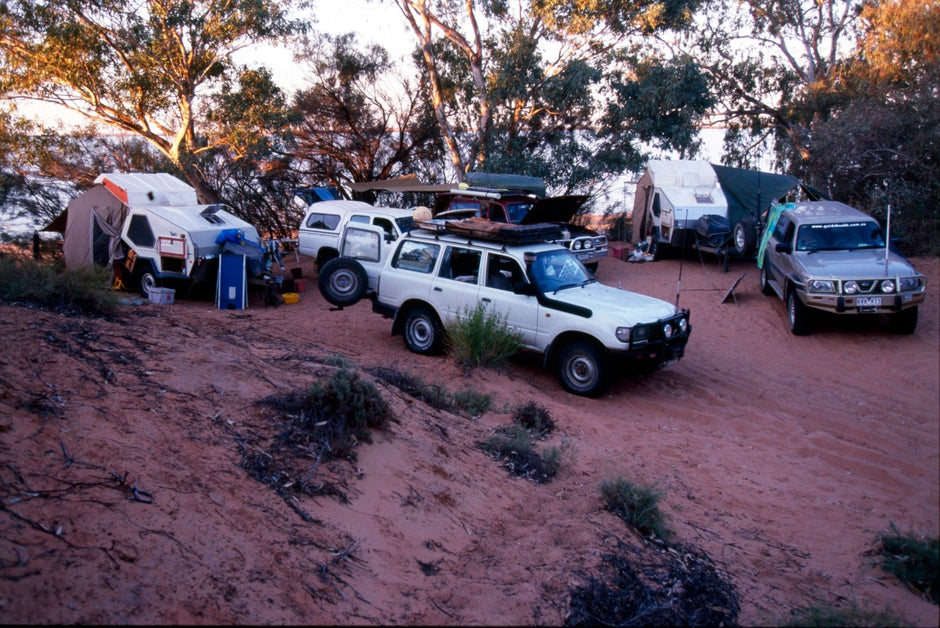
[{"left": 148, "top": 287, "right": 175, "bottom": 305}]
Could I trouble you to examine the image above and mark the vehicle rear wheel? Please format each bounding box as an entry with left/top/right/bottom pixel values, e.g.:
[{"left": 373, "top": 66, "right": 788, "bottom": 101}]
[
  {"left": 318, "top": 257, "right": 368, "bottom": 307},
  {"left": 557, "top": 340, "right": 607, "bottom": 397},
  {"left": 733, "top": 218, "right": 758, "bottom": 257},
  {"left": 889, "top": 306, "right": 918, "bottom": 334},
  {"left": 402, "top": 306, "right": 444, "bottom": 355},
  {"left": 787, "top": 288, "right": 812, "bottom": 335},
  {"left": 760, "top": 264, "right": 775, "bottom": 295}
]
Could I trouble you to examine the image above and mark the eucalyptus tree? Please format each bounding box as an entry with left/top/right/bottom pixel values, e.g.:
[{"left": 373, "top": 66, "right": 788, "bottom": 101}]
[
  {"left": 290, "top": 32, "right": 444, "bottom": 199},
  {"left": 669, "top": 0, "right": 863, "bottom": 169},
  {"left": 390, "top": 0, "right": 709, "bottom": 194},
  {"left": 798, "top": 0, "right": 940, "bottom": 254},
  {"left": 0, "top": 0, "right": 303, "bottom": 204}
]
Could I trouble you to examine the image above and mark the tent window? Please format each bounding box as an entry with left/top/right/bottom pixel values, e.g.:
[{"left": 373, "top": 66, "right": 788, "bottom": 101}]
[
  {"left": 651, "top": 193, "right": 662, "bottom": 218},
  {"left": 126, "top": 215, "right": 155, "bottom": 248}
]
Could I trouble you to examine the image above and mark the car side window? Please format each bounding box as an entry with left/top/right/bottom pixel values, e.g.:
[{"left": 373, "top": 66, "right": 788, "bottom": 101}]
[
  {"left": 393, "top": 240, "right": 440, "bottom": 273},
  {"left": 305, "top": 212, "right": 341, "bottom": 230},
  {"left": 485, "top": 253, "right": 525, "bottom": 291},
  {"left": 341, "top": 227, "right": 380, "bottom": 262},
  {"left": 372, "top": 217, "right": 396, "bottom": 239},
  {"left": 772, "top": 215, "right": 791, "bottom": 243},
  {"left": 349, "top": 215, "right": 369, "bottom": 224},
  {"left": 439, "top": 246, "right": 481, "bottom": 283}
]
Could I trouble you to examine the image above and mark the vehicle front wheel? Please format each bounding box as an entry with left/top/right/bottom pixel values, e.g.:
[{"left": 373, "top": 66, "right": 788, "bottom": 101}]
[
  {"left": 889, "top": 306, "right": 918, "bottom": 334},
  {"left": 318, "top": 257, "right": 368, "bottom": 307},
  {"left": 585, "top": 262, "right": 598, "bottom": 274},
  {"left": 787, "top": 289, "right": 812, "bottom": 335},
  {"left": 402, "top": 306, "right": 444, "bottom": 355},
  {"left": 557, "top": 340, "right": 607, "bottom": 397}
]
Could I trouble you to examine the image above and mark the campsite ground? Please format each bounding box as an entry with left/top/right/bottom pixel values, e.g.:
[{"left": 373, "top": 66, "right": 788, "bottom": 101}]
[{"left": 1, "top": 247, "right": 937, "bottom": 626}]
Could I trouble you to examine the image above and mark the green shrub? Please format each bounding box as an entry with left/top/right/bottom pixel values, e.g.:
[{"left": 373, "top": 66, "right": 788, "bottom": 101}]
[
  {"left": 366, "top": 366, "right": 490, "bottom": 417},
  {"left": 480, "top": 424, "right": 560, "bottom": 483},
  {"left": 445, "top": 302, "right": 522, "bottom": 370},
  {"left": 451, "top": 387, "right": 491, "bottom": 416},
  {"left": 512, "top": 400, "right": 555, "bottom": 438},
  {"left": 878, "top": 525, "right": 939, "bottom": 604},
  {"left": 0, "top": 256, "right": 118, "bottom": 317},
  {"left": 600, "top": 477, "right": 671, "bottom": 540},
  {"left": 780, "top": 603, "right": 905, "bottom": 627},
  {"left": 272, "top": 368, "right": 393, "bottom": 462}
]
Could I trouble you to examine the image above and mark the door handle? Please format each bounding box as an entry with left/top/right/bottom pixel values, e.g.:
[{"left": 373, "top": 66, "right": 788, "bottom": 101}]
[
  {"left": 482, "top": 297, "right": 492, "bottom": 303},
  {"left": 433, "top": 287, "right": 442, "bottom": 292}
]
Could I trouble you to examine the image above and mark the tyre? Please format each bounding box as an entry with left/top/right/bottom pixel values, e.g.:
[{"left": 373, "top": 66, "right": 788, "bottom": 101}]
[
  {"left": 733, "top": 218, "right": 758, "bottom": 257},
  {"left": 318, "top": 257, "right": 368, "bottom": 307},
  {"left": 787, "top": 288, "right": 811, "bottom": 335},
  {"left": 889, "top": 306, "right": 918, "bottom": 334},
  {"left": 136, "top": 262, "right": 158, "bottom": 298},
  {"left": 557, "top": 340, "right": 607, "bottom": 397},
  {"left": 760, "top": 265, "right": 775, "bottom": 296},
  {"left": 402, "top": 306, "right": 444, "bottom": 355}
]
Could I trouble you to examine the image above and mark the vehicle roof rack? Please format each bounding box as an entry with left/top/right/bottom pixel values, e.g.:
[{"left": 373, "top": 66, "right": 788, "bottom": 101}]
[{"left": 416, "top": 217, "right": 564, "bottom": 244}]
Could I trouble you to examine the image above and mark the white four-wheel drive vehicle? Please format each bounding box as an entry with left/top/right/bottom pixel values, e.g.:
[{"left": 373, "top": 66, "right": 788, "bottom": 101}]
[
  {"left": 759, "top": 200, "right": 927, "bottom": 335},
  {"left": 369, "top": 220, "right": 692, "bottom": 396},
  {"left": 296, "top": 199, "right": 415, "bottom": 306}
]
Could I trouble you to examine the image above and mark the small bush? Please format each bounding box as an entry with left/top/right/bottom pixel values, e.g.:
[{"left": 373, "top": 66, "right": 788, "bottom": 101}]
[
  {"left": 878, "top": 524, "right": 939, "bottom": 604},
  {"left": 0, "top": 257, "right": 118, "bottom": 317},
  {"left": 445, "top": 302, "right": 523, "bottom": 370},
  {"left": 600, "top": 477, "right": 671, "bottom": 540},
  {"left": 451, "top": 387, "right": 491, "bottom": 416},
  {"left": 268, "top": 368, "right": 393, "bottom": 462},
  {"left": 512, "top": 400, "right": 555, "bottom": 438},
  {"left": 480, "top": 424, "right": 560, "bottom": 483},
  {"left": 780, "top": 603, "right": 905, "bottom": 627},
  {"left": 366, "top": 366, "right": 490, "bottom": 417}
]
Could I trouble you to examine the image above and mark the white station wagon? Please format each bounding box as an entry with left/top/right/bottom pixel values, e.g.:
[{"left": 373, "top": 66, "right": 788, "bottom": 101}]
[{"left": 369, "top": 220, "right": 691, "bottom": 396}]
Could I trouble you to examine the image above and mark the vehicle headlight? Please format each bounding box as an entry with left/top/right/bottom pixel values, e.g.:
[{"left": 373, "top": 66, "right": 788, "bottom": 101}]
[
  {"left": 663, "top": 322, "right": 674, "bottom": 338},
  {"left": 572, "top": 240, "right": 582, "bottom": 250},
  {"left": 616, "top": 327, "right": 631, "bottom": 342},
  {"left": 843, "top": 280, "right": 859, "bottom": 295},
  {"left": 631, "top": 325, "right": 651, "bottom": 343},
  {"left": 678, "top": 317, "right": 688, "bottom": 333},
  {"left": 899, "top": 276, "right": 923, "bottom": 291},
  {"left": 880, "top": 279, "right": 896, "bottom": 293},
  {"left": 583, "top": 240, "right": 593, "bottom": 249},
  {"left": 807, "top": 279, "right": 835, "bottom": 293}
]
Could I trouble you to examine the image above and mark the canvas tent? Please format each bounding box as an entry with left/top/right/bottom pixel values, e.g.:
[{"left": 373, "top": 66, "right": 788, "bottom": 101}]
[{"left": 57, "top": 183, "right": 129, "bottom": 271}]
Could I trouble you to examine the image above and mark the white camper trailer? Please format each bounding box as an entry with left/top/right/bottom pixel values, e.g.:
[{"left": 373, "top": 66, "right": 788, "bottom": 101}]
[
  {"left": 632, "top": 160, "right": 802, "bottom": 261},
  {"left": 631, "top": 160, "right": 729, "bottom": 259},
  {"left": 56, "top": 172, "right": 264, "bottom": 298}
]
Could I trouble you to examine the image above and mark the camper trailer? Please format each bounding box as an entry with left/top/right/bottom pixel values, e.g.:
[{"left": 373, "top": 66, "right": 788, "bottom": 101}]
[
  {"left": 632, "top": 160, "right": 801, "bottom": 261},
  {"left": 57, "top": 172, "right": 264, "bottom": 297}
]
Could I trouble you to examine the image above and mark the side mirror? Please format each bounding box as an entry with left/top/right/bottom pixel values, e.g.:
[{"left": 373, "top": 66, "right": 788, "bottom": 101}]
[
  {"left": 515, "top": 282, "right": 537, "bottom": 296},
  {"left": 775, "top": 242, "right": 792, "bottom": 254}
]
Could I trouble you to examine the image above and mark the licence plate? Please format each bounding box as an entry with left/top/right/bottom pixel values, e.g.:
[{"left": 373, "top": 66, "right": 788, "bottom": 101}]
[{"left": 856, "top": 297, "right": 882, "bottom": 307}]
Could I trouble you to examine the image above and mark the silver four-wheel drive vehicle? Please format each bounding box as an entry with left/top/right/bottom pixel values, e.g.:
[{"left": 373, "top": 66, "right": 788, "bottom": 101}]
[
  {"left": 759, "top": 200, "right": 926, "bottom": 335},
  {"left": 296, "top": 199, "right": 415, "bottom": 307},
  {"left": 369, "top": 219, "right": 691, "bottom": 397}
]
